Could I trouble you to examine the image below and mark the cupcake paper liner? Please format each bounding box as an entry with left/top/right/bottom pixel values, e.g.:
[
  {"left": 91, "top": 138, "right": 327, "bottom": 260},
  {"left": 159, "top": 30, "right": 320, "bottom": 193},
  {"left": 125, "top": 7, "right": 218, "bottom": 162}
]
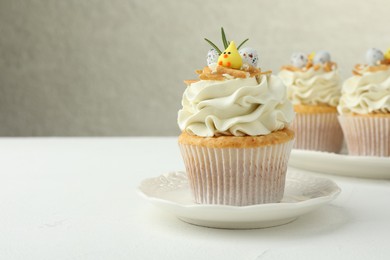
[
  {"left": 338, "top": 115, "right": 390, "bottom": 157},
  {"left": 291, "top": 113, "right": 343, "bottom": 153},
  {"left": 179, "top": 139, "right": 294, "bottom": 206}
]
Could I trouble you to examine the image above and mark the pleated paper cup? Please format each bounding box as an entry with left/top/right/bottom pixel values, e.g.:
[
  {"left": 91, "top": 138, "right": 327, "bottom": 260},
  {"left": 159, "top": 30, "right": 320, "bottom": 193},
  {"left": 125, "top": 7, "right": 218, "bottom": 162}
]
[
  {"left": 338, "top": 115, "right": 390, "bottom": 157},
  {"left": 291, "top": 112, "right": 343, "bottom": 153},
  {"left": 178, "top": 137, "right": 294, "bottom": 206}
]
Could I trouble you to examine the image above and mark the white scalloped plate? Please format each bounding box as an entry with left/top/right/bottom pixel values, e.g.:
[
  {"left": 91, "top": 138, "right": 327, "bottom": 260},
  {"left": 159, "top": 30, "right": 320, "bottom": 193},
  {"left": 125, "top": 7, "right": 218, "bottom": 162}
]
[
  {"left": 289, "top": 149, "right": 390, "bottom": 179},
  {"left": 138, "top": 169, "right": 340, "bottom": 229}
]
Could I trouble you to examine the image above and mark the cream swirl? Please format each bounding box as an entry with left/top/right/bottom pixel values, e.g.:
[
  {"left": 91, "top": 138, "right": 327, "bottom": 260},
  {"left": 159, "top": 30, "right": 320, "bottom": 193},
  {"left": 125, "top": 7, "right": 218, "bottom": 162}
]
[
  {"left": 278, "top": 67, "right": 341, "bottom": 106},
  {"left": 178, "top": 75, "right": 294, "bottom": 137},
  {"left": 338, "top": 68, "right": 390, "bottom": 115}
]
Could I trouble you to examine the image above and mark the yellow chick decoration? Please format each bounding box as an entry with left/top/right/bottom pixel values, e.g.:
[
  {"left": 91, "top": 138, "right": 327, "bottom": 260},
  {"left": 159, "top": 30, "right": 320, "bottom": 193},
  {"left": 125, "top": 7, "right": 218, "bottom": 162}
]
[
  {"left": 385, "top": 48, "right": 390, "bottom": 60},
  {"left": 217, "top": 41, "right": 243, "bottom": 69},
  {"left": 308, "top": 52, "right": 316, "bottom": 62}
]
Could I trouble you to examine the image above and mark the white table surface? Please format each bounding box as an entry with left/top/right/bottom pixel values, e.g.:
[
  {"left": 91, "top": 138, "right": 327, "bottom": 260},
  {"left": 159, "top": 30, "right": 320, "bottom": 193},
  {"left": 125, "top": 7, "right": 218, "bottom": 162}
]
[{"left": 1, "top": 137, "right": 390, "bottom": 260}]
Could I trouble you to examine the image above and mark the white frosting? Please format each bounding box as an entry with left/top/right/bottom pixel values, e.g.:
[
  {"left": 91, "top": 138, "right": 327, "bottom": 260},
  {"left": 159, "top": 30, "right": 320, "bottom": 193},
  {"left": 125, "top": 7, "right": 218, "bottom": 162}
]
[
  {"left": 278, "top": 67, "right": 341, "bottom": 106},
  {"left": 178, "top": 75, "right": 294, "bottom": 137},
  {"left": 338, "top": 68, "right": 390, "bottom": 115}
]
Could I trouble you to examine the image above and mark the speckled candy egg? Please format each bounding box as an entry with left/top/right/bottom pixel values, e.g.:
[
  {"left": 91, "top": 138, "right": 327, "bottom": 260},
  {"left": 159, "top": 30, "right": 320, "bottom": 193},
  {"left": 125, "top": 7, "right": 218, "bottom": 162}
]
[
  {"left": 207, "top": 49, "right": 219, "bottom": 66},
  {"left": 291, "top": 52, "right": 308, "bottom": 68},
  {"left": 366, "top": 48, "right": 384, "bottom": 66},
  {"left": 313, "top": 51, "right": 331, "bottom": 64},
  {"left": 239, "top": 47, "right": 259, "bottom": 67}
]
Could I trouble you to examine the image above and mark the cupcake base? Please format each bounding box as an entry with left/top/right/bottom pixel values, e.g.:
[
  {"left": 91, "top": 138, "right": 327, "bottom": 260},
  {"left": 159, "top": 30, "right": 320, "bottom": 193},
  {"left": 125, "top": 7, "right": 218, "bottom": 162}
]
[
  {"left": 338, "top": 114, "right": 390, "bottom": 157},
  {"left": 291, "top": 105, "right": 343, "bottom": 153},
  {"left": 178, "top": 129, "right": 295, "bottom": 206}
]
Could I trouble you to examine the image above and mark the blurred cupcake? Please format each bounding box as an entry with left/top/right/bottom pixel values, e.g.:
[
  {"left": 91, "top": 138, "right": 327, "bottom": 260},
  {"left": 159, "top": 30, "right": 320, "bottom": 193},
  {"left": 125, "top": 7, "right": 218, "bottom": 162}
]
[
  {"left": 278, "top": 51, "right": 343, "bottom": 153},
  {"left": 337, "top": 48, "right": 390, "bottom": 157},
  {"left": 177, "top": 29, "right": 295, "bottom": 206}
]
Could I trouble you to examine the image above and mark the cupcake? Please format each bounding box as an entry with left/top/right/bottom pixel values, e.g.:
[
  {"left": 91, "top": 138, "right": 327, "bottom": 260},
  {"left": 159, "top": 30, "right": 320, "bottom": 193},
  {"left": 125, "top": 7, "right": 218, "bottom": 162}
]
[
  {"left": 337, "top": 48, "right": 390, "bottom": 157},
  {"left": 278, "top": 51, "right": 343, "bottom": 153},
  {"left": 177, "top": 29, "right": 295, "bottom": 206}
]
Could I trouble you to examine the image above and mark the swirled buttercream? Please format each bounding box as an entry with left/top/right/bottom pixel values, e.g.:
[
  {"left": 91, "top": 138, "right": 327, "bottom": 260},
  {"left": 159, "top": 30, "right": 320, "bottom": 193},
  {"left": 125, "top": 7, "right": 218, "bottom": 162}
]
[
  {"left": 278, "top": 67, "right": 341, "bottom": 106},
  {"left": 338, "top": 68, "right": 390, "bottom": 115},
  {"left": 178, "top": 75, "right": 294, "bottom": 137}
]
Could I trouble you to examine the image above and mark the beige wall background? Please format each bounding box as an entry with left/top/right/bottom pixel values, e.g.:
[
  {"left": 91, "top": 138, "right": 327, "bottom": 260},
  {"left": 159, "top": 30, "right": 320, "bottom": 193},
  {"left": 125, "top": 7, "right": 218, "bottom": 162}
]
[{"left": 1, "top": 0, "right": 390, "bottom": 136}]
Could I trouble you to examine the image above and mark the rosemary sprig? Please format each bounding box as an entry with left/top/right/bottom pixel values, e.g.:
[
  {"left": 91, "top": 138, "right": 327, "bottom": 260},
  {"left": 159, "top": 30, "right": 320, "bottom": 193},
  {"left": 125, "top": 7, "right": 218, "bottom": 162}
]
[
  {"left": 204, "top": 28, "right": 249, "bottom": 54},
  {"left": 221, "top": 27, "right": 228, "bottom": 49},
  {"left": 237, "top": 38, "right": 249, "bottom": 50},
  {"left": 204, "top": 38, "right": 222, "bottom": 54}
]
